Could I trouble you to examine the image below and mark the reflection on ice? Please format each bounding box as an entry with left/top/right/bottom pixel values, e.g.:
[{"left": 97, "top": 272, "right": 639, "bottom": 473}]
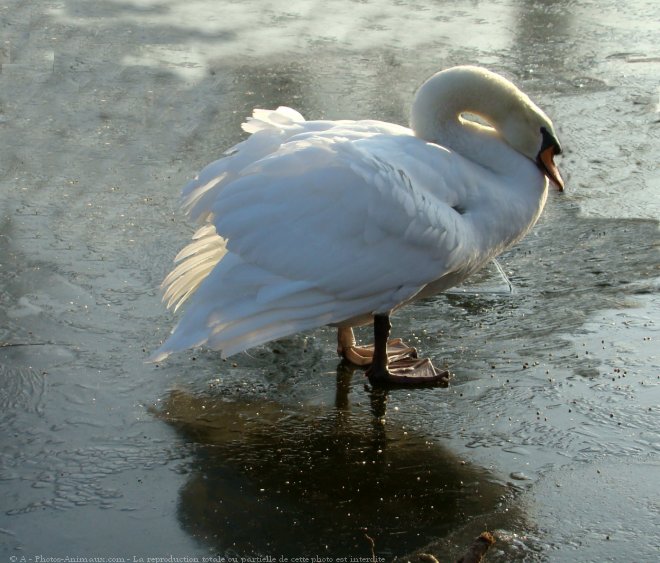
[{"left": 154, "top": 370, "right": 526, "bottom": 559}]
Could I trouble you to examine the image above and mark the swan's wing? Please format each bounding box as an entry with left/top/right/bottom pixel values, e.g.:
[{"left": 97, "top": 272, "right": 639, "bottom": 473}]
[{"left": 212, "top": 133, "right": 474, "bottom": 306}]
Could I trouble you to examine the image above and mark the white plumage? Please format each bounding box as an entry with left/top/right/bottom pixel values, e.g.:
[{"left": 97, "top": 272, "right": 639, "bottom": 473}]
[{"left": 152, "top": 66, "right": 563, "bottom": 382}]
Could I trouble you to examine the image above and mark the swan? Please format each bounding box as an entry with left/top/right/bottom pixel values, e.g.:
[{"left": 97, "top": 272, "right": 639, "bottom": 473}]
[{"left": 152, "top": 65, "right": 563, "bottom": 386}]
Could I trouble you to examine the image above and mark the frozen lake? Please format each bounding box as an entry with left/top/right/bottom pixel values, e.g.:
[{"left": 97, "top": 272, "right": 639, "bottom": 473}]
[{"left": 1, "top": 0, "right": 658, "bottom": 561}]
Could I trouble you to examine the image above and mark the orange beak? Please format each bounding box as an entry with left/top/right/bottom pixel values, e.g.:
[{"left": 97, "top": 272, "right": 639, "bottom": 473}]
[{"left": 538, "top": 146, "right": 564, "bottom": 191}]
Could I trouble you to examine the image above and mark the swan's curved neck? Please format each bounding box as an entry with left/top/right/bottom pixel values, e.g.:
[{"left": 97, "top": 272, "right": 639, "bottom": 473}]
[{"left": 410, "top": 66, "right": 526, "bottom": 167}]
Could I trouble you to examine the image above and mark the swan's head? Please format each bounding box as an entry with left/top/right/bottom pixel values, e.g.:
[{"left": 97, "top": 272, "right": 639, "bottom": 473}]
[
  {"left": 411, "top": 65, "right": 564, "bottom": 190},
  {"left": 498, "top": 90, "right": 564, "bottom": 191}
]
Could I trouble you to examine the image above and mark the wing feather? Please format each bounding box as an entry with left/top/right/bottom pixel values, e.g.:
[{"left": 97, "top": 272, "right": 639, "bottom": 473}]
[{"left": 211, "top": 134, "right": 471, "bottom": 305}]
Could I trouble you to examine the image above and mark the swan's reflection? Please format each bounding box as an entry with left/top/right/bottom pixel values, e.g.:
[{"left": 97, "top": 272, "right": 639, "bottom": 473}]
[{"left": 155, "top": 365, "right": 523, "bottom": 558}]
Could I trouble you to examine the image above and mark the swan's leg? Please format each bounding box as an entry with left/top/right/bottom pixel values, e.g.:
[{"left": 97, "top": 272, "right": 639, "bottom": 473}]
[
  {"left": 337, "top": 326, "right": 417, "bottom": 367},
  {"left": 365, "top": 314, "right": 450, "bottom": 386}
]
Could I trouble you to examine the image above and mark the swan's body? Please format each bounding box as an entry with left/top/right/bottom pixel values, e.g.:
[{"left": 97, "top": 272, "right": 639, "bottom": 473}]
[{"left": 153, "top": 66, "right": 563, "bottom": 384}]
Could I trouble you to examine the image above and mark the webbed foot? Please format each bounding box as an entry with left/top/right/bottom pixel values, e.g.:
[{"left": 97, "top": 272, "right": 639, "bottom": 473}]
[
  {"left": 366, "top": 356, "right": 450, "bottom": 387},
  {"left": 341, "top": 337, "right": 418, "bottom": 366},
  {"left": 337, "top": 318, "right": 450, "bottom": 388}
]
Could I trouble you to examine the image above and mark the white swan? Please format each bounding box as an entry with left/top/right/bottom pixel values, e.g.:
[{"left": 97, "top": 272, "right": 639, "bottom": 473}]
[{"left": 152, "top": 65, "right": 563, "bottom": 385}]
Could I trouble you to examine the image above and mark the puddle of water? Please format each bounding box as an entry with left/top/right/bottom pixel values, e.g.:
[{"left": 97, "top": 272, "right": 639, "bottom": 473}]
[{"left": 1, "top": 0, "right": 659, "bottom": 560}]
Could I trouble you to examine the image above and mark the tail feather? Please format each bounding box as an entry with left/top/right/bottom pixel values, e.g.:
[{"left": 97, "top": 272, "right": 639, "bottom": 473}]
[
  {"left": 208, "top": 305, "right": 337, "bottom": 358},
  {"left": 153, "top": 248, "right": 373, "bottom": 361},
  {"left": 162, "top": 225, "right": 227, "bottom": 312}
]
